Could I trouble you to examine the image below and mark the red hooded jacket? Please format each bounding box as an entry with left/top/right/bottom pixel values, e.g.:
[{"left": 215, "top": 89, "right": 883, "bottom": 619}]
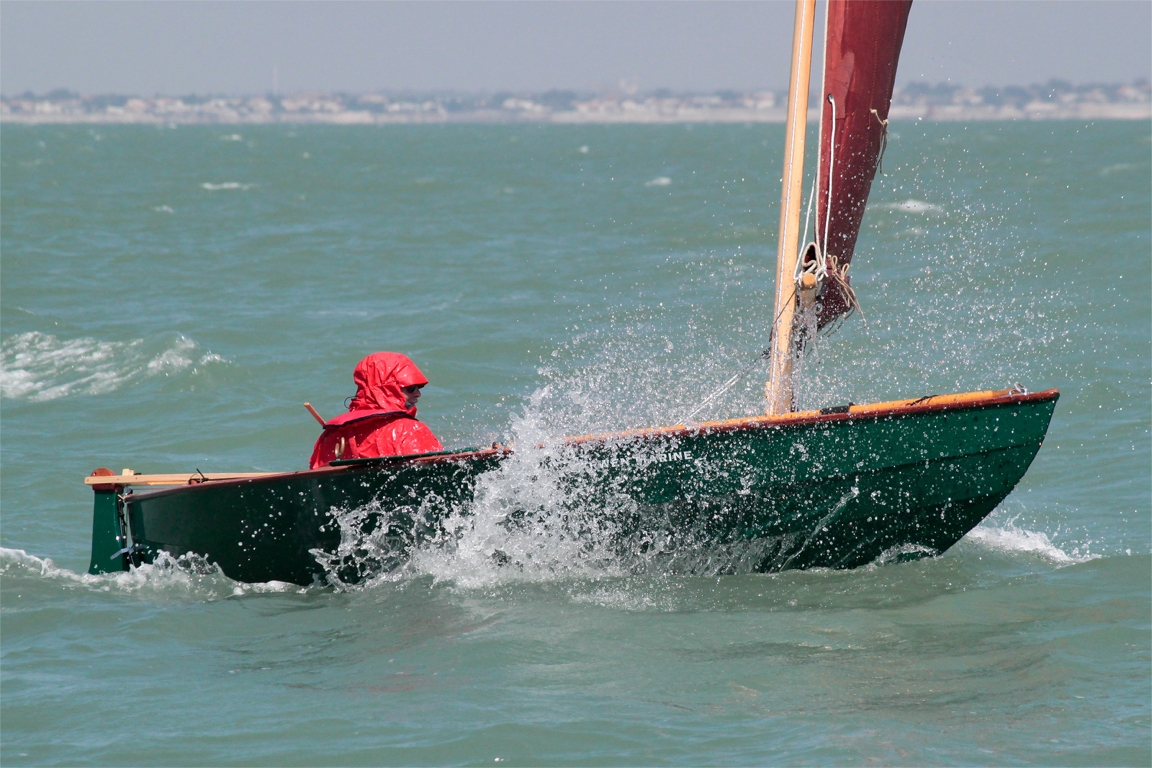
[{"left": 309, "top": 352, "right": 443, "bottom": 469}]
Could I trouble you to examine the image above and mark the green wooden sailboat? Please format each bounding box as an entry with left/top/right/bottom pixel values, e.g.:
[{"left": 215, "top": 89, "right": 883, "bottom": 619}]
[{"left": 85, "top": 0, "right": 1057, "bottom": 585}]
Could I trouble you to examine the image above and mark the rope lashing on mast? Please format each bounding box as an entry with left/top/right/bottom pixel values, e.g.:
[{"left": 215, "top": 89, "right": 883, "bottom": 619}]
[{"left": 823, "top": 253, "right": 863, "bottom": 318}]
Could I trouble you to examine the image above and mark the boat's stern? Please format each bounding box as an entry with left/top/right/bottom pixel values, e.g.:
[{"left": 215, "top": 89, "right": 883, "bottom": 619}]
[{"left": 87, "top": 469, "right": 131, "bottom": 574}]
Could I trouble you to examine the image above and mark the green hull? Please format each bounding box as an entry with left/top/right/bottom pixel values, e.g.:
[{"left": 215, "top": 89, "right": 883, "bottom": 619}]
[{"left": 90, "top": 390, "right": 1058, "bottom": 585}]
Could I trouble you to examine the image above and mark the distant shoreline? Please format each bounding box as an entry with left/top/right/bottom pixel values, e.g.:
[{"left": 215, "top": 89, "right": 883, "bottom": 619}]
[
  {"left": 5, "top": 81, "right": 1148, "bottom": 125},
  {"left": 4, "top": 103, "right": 1149, "bottom": 125}
]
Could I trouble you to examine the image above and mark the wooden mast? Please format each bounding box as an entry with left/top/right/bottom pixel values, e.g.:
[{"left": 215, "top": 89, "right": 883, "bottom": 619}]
[{"left": 766, "top": 0, "right": 818, "bottom": 415}]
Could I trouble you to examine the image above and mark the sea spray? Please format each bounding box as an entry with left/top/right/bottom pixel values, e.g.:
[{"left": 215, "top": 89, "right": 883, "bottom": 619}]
[{"left": 315, "top": 392, "right": 634, "bottom": 590}]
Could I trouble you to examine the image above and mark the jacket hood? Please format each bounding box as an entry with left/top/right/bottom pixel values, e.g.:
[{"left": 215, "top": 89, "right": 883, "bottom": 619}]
[{"left": 347, "top": 352, "right": 428, "bottom": 416}]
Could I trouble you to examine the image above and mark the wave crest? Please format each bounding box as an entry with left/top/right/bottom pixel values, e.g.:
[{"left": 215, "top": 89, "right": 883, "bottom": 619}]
[
  {"left": 1, "top": 331, "right": 227, "bottom": 401},
  {"left": 201, "top": 182, "right": 254, "bottom": 190}
]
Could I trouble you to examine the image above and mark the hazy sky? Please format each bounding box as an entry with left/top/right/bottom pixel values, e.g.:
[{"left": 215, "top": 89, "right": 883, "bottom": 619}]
[{"left": 2, "top": 1, "right": 1149, "bottom": 96}]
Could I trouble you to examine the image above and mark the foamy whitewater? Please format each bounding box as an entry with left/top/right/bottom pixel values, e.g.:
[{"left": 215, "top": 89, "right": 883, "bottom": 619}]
[
  {"left": 1, "top": 122, "right": 1147, "bottom": 765},
  {"left": 1, "top": 331, "right": 225, "bottom": 401}
]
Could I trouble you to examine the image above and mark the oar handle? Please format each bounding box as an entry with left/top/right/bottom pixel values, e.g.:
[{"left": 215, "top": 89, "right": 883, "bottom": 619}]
[{"left": 304, "top": 402, "right": 326, "bottom": 426}]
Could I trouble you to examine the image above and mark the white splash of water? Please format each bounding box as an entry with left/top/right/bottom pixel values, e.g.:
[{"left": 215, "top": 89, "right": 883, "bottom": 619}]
[
  {"left": 871, "top": 542, "right": 940, "bottom": 566},
  {"left": 309, "top": 497, "right": 429, "bottom": 590},
  {"left": 962, "top": 519, "right": 1093, "bottom": 565},
  {"left": 645, "top": 177, "right": 672, "bottom": 187},
  {"left": 408, "top": 392, "right": 631, "bottom": 588},
  {"left": 569, "top": 579, "right": 681, "bottom": 611},
  {"left": 0, "top": 332, "right": 227, "bottom": 401}
]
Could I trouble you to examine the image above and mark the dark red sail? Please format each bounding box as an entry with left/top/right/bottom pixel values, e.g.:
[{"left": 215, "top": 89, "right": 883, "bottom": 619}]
[{"left": 814, "top": 0, "right": 912, "bottom": 328}]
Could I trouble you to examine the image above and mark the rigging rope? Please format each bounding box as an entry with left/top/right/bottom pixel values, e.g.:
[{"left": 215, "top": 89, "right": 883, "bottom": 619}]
[
  {"left": 683, "top": 94, "right": 884, "bottom": 421},
  {"left": 820, "top": 94, "right": 837, "bottom": 283},
  {"left": 795, "top": 176, "right": 819, "bottom": 284},
  {"left": 682, "top": 347, "right": 771, "bottom": 423},
  {"left": 680, "top": 279, "right": 801, "bottom": 423}
]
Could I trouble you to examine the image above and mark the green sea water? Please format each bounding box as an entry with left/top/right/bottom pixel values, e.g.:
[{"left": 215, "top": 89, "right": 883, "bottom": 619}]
[{"left": 2, "top": 121, "right": 1149, "bottom": 765}]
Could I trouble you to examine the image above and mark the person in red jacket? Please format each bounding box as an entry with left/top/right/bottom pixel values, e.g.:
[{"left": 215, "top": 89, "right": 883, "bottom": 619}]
[{"left": 309, "top": 352, "right": 443, "bottom": 469}]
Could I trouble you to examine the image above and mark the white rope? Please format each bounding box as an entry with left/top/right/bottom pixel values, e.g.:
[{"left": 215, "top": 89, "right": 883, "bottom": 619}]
[
  {"left": 819, "top": 93, "right": 836, "bottom": 283},
  {"left": 682, "top": 349, "right": 771, "bottom": 422},
  {"left": 794, "top": 176, "right": 818, "bottom": 283}
]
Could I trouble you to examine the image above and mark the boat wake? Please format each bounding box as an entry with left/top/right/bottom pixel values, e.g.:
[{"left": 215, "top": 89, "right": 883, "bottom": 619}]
[
  {"left": 0, "top": 331, "right": 227, "bottom": 401},
  {"left": 0, "top": 547, "right": 304, "bottom": 600},
  {"left": 961, "top": 517, "right": 1095, "bottom": 565}
]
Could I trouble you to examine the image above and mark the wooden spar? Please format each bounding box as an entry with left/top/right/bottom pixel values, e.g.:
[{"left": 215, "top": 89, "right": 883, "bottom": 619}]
[
  {"left": 84, "top": 471, "right": 281, "bottom": 487},
  {"left": 304, "top": 402, "right": 326, "bottom": 426},
  {"left": 766, "top": 0, "right": 818, "bottom": 416}
]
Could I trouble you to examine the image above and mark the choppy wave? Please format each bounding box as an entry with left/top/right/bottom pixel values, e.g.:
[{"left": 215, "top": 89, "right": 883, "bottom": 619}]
[
  {"left": 0, "top": 331, "right": 227, "bottom": 401},
  {"left": 201, "top": 182, "right": 254, "bottom": 191},
  {"left": 0, "top": 548, "right": 303, "bottom": 599},
  {"left": 316, "top": 478, "right": 1100, "bottom": 591},
  {"left": 1099, "top": 162, "right": 1134, "bottom": 175},
  {"left": 644, "top": 176, "right": 672, "bottom": 187},
  {"left": 886, "top": 199, "right": 943, "bottom": 213}
]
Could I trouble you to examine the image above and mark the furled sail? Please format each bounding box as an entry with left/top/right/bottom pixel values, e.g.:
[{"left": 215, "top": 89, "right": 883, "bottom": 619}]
[{"left": 811, "top": 0, "right": 913, "bottom": 329}]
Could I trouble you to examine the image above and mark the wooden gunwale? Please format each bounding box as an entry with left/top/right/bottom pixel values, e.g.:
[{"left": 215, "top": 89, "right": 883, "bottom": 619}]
[
  {"left": 102, "top": 448, "right": 505, "bottom": 499},
  {"left": 102, "top": 388, "right": 1057, "bottom": 502},
  {"left": 565, "top": 388, "right": 1059, "bottom": 444}
]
